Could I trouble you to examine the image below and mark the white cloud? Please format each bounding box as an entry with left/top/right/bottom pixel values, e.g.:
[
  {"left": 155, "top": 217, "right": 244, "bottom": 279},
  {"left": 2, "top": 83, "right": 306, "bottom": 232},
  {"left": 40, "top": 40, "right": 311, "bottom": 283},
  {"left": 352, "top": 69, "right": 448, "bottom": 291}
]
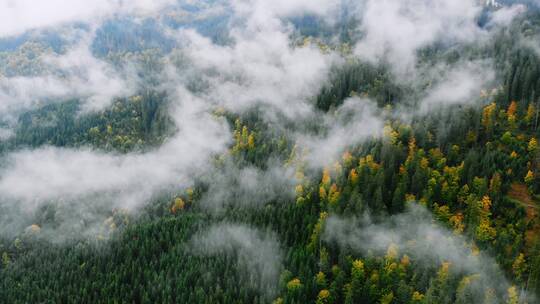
[
  {"left": 0, "top": 87, "right": 230, "bottom": 226},
  {"left": 0, "top": 0, "right": 525, "bottom": 241},
  {"left": 0, "top": 39, "right": 136, "bottom": 116},
  {"left": 324, "top": 204, "right": 536, "bottom": 302},
  {"left": 231, "top": 0, "right": 340, "bottom": 26},
  {"left": 420, "top": 60, "right": 496, "bottom": 111},
  {"left": 176, "top": 22, "right": 338, "bottom": 120},
  {"left": 354, "top": 0, "right": 484, "bottom": 75},
  {"left": 0, "top": 0, "right": 175, "bottom": 37},
  {"left": 297, "top": 97, "right": 384, "bottom": 166},
  {"left": 199, "top": 160, "right": 297, "bottom": 211},
  {"left": 488, "top": 4, "right": 527, "bottom": 27},
  {"left": 0, "top": 0, "right": 344, "bottom": 238},
  {"left": 190, "top": 223, "right": 283, "bottom": 298}
]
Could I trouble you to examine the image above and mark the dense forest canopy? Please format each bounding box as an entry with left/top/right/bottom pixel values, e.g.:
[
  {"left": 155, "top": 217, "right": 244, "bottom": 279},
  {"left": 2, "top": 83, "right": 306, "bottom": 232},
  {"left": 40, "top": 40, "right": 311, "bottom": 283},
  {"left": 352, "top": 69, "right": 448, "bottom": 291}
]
[{"left": 0, "top": 0, "right": 540, "bottom": 303}]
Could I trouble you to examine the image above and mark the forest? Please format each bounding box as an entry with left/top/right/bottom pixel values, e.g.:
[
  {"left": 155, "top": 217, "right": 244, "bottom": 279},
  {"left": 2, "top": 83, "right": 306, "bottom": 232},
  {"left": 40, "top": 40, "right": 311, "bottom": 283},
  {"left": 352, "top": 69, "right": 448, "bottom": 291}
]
[{"left": 0, "top": 0, "right": 540, "bottom": 304}]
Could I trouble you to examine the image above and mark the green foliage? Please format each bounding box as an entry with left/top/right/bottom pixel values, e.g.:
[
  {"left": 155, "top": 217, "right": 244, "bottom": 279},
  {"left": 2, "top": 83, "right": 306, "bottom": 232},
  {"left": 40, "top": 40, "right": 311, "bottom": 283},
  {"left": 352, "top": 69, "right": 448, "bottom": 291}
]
[
  {"left": 2, "top": 91, "right": 171, "bottom": 153},
  {"left": 2, "top": 17, "right": 540, "bottom": 303}
]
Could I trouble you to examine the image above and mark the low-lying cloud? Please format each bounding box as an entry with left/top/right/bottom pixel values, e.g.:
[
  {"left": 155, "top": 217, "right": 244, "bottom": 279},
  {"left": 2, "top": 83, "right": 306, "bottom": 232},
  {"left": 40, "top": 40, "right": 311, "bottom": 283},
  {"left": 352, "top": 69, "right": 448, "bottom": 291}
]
[
  {"left": 324, "top": 204, "right": 535, "bottom": 302},
  {"left": 297, "top": 97, "right": 384, "bottom": 166},
  {"left": 0, "top": 87, "right": 230, "bottom": 237},
  {"left": 190, "top": 223, "right": 283, "bottom": 299},
  {"left": 0, "top": 38, "right": 136, "bottom": 117},
  {"left": 0, "top": 0, "right": 175, "bottom": 38},
  {"left": 0, "top": 0, "right": 529, "bottom": 240},
  {"left": 199, "top": 159, "right": 297, "bottom": 211},
  {"left": 420, "top": 60, "right": 496, "bottom": 112}
]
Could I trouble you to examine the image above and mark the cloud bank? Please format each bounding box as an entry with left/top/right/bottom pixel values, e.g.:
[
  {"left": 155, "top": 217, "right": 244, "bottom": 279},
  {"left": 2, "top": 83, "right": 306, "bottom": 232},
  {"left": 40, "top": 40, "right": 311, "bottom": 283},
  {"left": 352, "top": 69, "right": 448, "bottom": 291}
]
[
  {"left": 0, "top": 0, "right": 175, "bottom": 38},
  {"left": 0, "top": 0, "right": 528, "bottom": 240},
  {"left": 0, "top": 87, "right": 230, "bottom": 238}
]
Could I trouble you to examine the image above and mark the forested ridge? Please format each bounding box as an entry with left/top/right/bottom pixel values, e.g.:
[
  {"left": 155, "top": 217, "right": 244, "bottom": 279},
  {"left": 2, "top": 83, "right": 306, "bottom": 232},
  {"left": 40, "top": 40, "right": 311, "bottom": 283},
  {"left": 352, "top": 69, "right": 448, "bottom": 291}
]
[
  {"left": 0, "top": 1, "right": 540, "bottom": 304},
  {"left": 5, "top": 91, "right": 172, "bottom": 153}
]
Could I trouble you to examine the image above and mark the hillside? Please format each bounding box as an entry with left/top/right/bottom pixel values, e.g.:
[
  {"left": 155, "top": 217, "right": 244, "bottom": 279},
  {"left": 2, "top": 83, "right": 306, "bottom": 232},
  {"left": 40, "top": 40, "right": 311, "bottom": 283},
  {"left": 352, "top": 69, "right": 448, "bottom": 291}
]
[{"left": 0, "top": 1, "right": 540, "bottom": 304}]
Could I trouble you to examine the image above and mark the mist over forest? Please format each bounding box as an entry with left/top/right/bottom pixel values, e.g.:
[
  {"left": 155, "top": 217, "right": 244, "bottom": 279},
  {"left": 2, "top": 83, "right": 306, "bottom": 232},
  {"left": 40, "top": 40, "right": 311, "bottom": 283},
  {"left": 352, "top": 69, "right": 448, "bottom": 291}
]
[{"left": 0, "top": 0, "right": 540, "bottom": 303}]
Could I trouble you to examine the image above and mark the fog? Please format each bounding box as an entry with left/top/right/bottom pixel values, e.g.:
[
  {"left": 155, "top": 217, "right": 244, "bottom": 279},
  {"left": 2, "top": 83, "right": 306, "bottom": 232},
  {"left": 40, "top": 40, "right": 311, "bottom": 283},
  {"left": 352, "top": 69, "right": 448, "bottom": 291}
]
[
  {"left": 324, "top": 204, "right": 536, "bottom": 302},
  {"left": 0, "top": 0, "right": 529, "bottom": 276}
]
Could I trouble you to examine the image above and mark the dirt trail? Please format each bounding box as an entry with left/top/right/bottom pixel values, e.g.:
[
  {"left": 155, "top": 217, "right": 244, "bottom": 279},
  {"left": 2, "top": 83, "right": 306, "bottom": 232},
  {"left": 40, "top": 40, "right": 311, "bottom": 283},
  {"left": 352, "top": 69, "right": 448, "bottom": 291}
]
[{"left": 508, "top": 183, "right": 539, "bottom": 249}]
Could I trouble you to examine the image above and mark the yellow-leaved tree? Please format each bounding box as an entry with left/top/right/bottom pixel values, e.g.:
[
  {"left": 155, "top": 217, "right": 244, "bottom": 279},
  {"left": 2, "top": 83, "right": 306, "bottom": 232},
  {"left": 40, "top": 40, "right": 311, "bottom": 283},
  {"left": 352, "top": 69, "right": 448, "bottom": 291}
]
[
  {"left": 286, "top": 278, "right": 302, "bottom": 292},
  {"left": 512, "top": 253, "right": 527, "bottom": 284},
  {"left": 171, "top": 197, "right": 185, "bottom": 214},
  {"left": 482, "top": 103, "right": 497, "bottom": 130},
  {"left": 525, "top": 170, "right": 534, "bottom": 185},
  {"left": 507, "top": 101, "right": 518, "bottom": 127},
  {"left": 528, "top": 138, "right": 538, "bottom": 153},
  {"left": 316, "top": 290, "right": 330, "bottom": 304},
  {"left": 507, "top": 286, "right": 519, "bottom": 304}
]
